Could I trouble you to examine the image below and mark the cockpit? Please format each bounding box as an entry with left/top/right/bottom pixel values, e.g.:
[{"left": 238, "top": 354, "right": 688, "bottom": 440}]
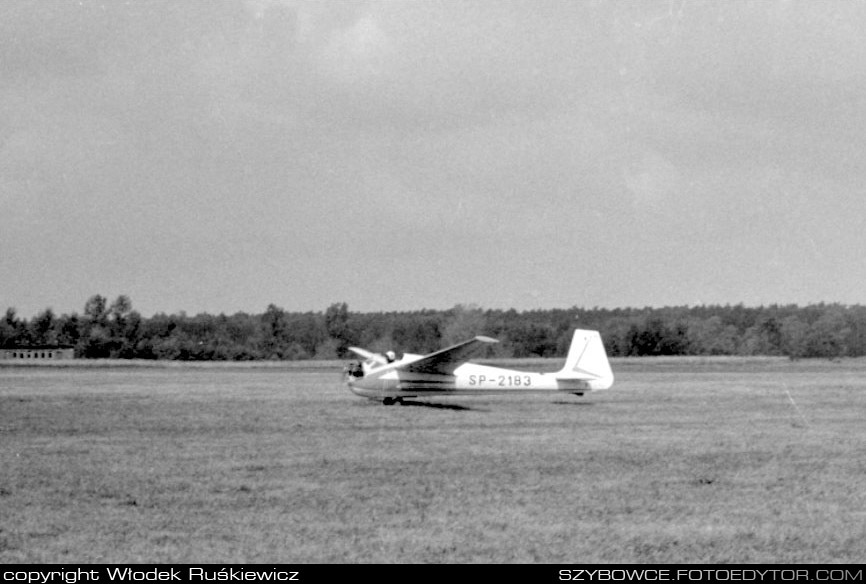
[{"left": 344, "top": 361, "right": 365, "bottom": 379}]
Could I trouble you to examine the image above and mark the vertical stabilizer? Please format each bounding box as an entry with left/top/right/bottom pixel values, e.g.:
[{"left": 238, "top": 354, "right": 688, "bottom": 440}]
[{"left": 555, "top": 329, "right": 614, "bottom": 390}]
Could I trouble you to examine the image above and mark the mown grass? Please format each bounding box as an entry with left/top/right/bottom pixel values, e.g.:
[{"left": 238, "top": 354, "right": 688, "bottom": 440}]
[{"left": 1, "top": 359, "right": 864, "bottom": 563}]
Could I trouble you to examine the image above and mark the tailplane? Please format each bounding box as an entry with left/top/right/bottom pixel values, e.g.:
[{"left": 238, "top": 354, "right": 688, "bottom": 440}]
[{"left": 555, "top": 329, "right": 614, "bottom": 391}]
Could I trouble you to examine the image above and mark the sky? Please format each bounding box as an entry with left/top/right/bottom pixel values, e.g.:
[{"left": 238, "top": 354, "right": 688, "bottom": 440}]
[{"left": 3, "top": 0, "right": 866, "bottom": 318}]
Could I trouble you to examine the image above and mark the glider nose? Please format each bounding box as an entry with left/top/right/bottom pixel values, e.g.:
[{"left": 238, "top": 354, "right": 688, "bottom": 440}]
[
  {"left": 344, "top": 362, "right": 369, "bottom": 396},
  {"left": 344, "top": 361, "right": 364, "bottom": 383},
  {"left": 346, "top": 377, "right": 375, "bottom": 398},
  {"left": 345, "top": 373, "right": 362, "bottom": 392}
]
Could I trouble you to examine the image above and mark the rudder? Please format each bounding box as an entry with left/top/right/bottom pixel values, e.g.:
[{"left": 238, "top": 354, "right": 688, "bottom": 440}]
[{"left": 555, "top": 329, "right": 614, "bottom": 390}]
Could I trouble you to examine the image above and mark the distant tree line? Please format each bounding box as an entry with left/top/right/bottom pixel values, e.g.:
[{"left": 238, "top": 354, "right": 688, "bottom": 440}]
[{"left": 2, "top": 295, "right": 865, "bottom": 361}]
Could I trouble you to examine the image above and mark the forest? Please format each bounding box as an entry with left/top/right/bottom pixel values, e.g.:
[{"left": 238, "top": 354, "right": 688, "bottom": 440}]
[{"left": 2, "top": 295, "right": 864, "bottom": 361}]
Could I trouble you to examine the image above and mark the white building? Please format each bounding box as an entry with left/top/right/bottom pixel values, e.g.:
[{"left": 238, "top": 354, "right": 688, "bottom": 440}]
[{"left": 1, "top": 346, "right": 75, "bottom": 360}]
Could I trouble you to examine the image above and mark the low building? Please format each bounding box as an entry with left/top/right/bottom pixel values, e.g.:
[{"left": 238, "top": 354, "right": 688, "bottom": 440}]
[{"left": 0, "top": 346, "right": 75, "bottom": 360}]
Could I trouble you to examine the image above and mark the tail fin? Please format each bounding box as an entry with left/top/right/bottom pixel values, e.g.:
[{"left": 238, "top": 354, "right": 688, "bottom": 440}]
[{"left": 556, "top": 329, "right": 614, "bottom": 391}]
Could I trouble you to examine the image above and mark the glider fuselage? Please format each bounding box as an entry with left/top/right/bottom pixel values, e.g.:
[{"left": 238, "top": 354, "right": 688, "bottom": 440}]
[{"left": 347, "top": 361, "right": 593, "bottom": 399}]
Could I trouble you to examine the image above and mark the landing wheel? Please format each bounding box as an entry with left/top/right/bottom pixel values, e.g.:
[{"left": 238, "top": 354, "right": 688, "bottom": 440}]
[{"left": 383, "top": 397, "right": 395, "bottom": 406}]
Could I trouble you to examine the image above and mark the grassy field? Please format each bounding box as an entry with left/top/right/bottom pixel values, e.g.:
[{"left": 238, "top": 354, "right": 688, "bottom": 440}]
[{"left": 1, "top": 357, "right": 864, "bottom": 563}]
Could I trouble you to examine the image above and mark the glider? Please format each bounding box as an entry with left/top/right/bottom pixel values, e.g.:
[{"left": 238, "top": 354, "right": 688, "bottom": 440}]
[{"left": 344, "top": 329, "right": 613, "bottom": 405}]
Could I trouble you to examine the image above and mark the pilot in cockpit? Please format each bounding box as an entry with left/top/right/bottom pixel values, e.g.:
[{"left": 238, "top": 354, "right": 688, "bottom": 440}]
[{"left": 345, "top": 361, "right": 364, "bottom": 378}]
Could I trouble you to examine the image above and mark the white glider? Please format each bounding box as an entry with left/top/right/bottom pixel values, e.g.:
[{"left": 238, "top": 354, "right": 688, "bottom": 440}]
[{"left": 344, "top": 329, "right": 614, "bottom": 405}]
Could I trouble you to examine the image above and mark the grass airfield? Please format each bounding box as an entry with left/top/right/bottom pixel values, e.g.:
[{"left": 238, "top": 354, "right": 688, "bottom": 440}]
[{"left": 1, "top": 358, "right": 864, "bottom": 563}]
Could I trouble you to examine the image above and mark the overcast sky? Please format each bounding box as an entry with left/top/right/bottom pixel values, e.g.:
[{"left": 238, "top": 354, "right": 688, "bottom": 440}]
[{"left": 3, "top": 0, "right": 866, "bottom": 317}]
